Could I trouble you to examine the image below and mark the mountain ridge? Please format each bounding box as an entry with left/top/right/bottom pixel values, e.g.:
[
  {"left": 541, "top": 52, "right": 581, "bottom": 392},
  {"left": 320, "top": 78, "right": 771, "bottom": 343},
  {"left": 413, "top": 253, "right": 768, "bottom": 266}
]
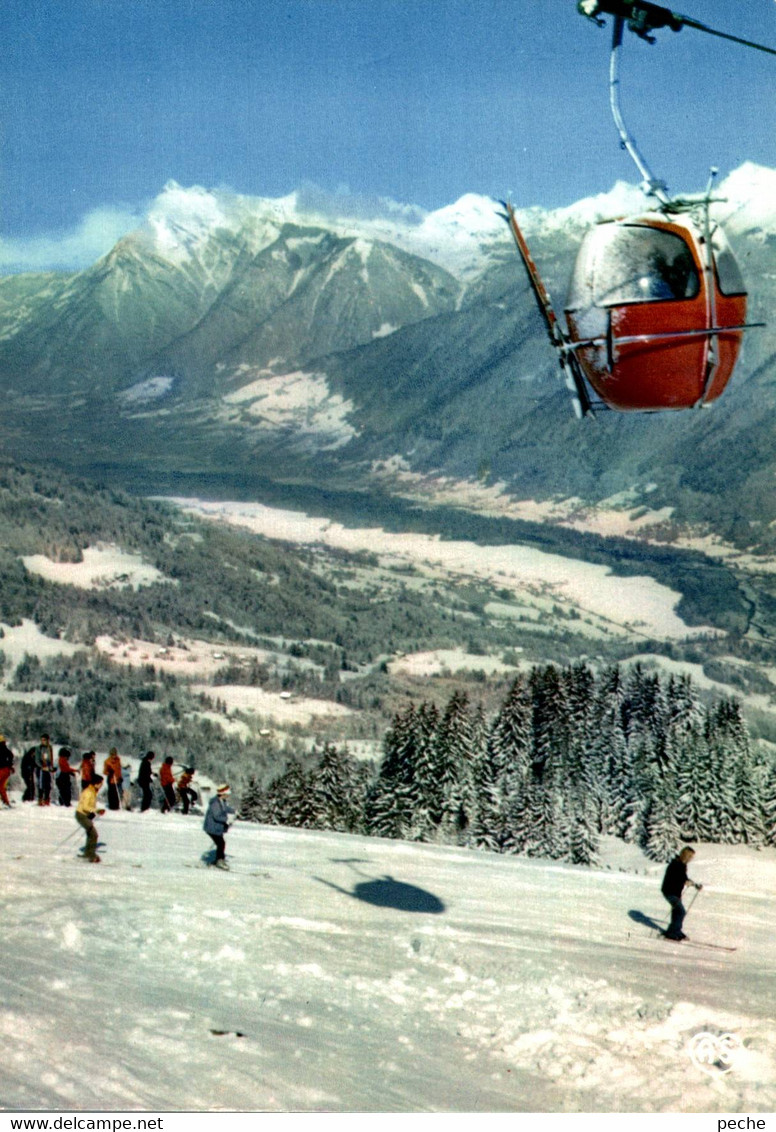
[{"left": 1, "top": 164, "right": 775, "bottom": 551}]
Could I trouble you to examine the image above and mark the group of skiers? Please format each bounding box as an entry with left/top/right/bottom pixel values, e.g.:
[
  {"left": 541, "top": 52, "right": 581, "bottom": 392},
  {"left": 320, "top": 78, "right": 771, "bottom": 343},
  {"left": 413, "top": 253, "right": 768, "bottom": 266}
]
[
  {"left": 0, "top": 734, "right": 199, "bottom": 814},
  {"left": 0, "top": 732, "right": 235, "bottom": 866},
  {"left": 3, "top": 733, "right": 707, "bottom": 900}
]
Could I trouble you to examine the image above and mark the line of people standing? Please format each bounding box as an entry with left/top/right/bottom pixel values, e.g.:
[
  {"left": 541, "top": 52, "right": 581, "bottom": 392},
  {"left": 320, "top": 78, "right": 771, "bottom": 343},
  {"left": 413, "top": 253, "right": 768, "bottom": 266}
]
[
  {"left": 4, "top": 734, "right": 199, "bottom": 814},
  {"left": 136, "top": 751, "right": 198, "bottom": 813},
  {"left": 3, "top": 732, "right": 235, "bottom": 871}
]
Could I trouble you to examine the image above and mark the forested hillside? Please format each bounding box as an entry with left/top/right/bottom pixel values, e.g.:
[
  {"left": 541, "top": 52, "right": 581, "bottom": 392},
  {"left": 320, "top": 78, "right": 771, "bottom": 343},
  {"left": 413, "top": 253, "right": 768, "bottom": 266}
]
[
  {"left": 247, "top": 663, "right": 775, "bottom": 865},
  {"left": 2, "top": 456, "right": 776, "bottom": 847}
]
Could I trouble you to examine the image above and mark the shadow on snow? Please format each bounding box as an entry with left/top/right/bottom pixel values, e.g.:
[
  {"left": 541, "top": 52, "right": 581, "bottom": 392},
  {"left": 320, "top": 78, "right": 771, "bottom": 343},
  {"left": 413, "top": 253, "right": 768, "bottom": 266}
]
[
  {"left": 314, "top": 859, "right": 446, "bottom": 914},
  {"left": 628, "top": 908, "right": 666, "bottom": 933}
]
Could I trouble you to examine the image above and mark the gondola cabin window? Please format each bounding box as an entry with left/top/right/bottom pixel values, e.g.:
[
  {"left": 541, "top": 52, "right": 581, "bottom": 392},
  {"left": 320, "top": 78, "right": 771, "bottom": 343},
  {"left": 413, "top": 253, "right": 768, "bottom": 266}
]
[
  {"left": 711, "top": 226, "right": 746, "bottom": 296},
  {"left": 567, "top": 223, "right": 700, "bottom": 311}
]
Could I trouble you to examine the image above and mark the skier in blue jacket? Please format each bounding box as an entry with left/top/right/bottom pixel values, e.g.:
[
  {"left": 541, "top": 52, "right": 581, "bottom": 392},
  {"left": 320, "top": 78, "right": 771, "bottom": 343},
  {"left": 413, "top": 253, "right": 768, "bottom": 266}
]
[{"left": 204, "top": 784, "right": 235, "bottom": 868}]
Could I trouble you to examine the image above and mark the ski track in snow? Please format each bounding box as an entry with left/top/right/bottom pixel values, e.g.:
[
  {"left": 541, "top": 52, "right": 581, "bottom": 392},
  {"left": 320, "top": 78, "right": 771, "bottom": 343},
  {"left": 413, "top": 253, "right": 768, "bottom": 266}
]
[{"left": 2, "top": 804, "right": 775, "bottom": 1113}]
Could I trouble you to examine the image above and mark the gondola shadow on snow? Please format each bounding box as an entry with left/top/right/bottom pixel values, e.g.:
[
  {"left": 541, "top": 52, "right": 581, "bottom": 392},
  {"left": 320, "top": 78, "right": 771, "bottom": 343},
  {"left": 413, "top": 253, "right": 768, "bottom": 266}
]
[{"left": 314, "top": 859, "right": 446, "bottom": 914}]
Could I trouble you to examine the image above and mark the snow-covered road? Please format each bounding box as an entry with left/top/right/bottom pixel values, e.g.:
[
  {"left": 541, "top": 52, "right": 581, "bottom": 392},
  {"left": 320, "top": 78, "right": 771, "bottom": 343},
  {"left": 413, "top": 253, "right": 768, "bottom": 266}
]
[{"left": 2, "top": 803, "right": 775, "bottom": 1112}]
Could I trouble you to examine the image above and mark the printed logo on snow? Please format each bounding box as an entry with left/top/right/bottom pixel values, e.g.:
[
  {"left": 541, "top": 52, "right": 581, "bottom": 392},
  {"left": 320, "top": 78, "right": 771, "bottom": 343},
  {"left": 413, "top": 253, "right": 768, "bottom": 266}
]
[{"left": 688, "top": 1030, "right": 741, "bottom": 1076}]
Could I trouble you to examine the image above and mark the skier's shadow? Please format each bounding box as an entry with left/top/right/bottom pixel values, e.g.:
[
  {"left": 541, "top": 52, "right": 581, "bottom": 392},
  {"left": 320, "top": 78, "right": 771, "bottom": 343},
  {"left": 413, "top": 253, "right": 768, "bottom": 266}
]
[
  {"left": 628, "top": 909, "right": 665, "bottom": 933},
  {"left": 315, "top": 858, "right": 445, "bottom": 914}
]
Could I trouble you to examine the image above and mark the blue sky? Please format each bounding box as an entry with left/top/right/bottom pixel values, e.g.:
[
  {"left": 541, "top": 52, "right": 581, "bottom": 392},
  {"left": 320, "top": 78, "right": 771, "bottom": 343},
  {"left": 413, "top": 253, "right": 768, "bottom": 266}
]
[{"left": 2, "top": 0, "right": 775, "bottom": 268}]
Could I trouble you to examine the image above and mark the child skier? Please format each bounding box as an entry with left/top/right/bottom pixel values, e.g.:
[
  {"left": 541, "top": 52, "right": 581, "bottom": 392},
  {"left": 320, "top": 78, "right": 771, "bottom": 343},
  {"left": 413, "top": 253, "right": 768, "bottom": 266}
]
[
  {"left": 76, "top": 774, "right": 106, "bottom": 863},
  {"left": 177, "top": 767, "right": 197, "bottom": 814}
]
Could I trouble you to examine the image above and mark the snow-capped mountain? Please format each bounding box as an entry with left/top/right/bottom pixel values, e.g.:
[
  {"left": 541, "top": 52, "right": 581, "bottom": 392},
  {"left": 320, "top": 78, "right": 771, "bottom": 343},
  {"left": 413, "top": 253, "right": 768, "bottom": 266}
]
[
  {"left": 1, "top": 163, "right": 776, "bottom": 535},
  {"left": 129, "top": 162, "right": 776, "bottom": 282},
  {"left": 715, "top": 163, "right": 776, "bottom": 239}
]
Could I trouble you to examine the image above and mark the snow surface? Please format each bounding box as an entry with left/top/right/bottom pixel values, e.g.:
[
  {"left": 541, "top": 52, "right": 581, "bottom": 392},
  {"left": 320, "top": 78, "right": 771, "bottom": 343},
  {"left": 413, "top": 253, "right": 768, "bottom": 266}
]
[
  {"left": 22, "top": 546, "right": 170, "bottom": 592},
  {"left": 2, "top": 797, "right": 775, "bottom": 1114},
  {"left": 223, "top": 371, "right": 357, "bottom": 450}
]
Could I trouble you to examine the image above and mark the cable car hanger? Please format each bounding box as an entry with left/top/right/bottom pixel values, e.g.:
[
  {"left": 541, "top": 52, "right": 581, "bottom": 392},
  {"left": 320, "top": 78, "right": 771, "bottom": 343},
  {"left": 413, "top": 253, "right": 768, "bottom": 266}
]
[
  {"left": 578, "top": 1, "right": 776, "bottom": 56},
  {"left": 501, "top": 1, "right": 773, "bottom": 417}
]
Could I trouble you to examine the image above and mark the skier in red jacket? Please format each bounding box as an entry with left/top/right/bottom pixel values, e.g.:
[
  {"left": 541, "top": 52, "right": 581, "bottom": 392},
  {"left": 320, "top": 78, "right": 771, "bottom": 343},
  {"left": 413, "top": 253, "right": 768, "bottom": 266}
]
[
  {"left": 56, "top": 747, "right": 78, "bottom": 807},
  {"left": 0, "top": 734, "right": 14, "bottom": 807},
  {"left": 160, "top": 757, "right": 177, "bottom": 813}
]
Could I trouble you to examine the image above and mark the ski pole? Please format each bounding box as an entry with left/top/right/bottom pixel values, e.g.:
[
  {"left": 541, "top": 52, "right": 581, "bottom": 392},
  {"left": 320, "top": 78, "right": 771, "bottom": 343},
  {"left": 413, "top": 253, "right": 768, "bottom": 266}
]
[
  {"left": 684, "top": 885, "right": 701, "bottom": 919},
  {"left": 54, "top": 825, "right": 81, "bottom": 850}
]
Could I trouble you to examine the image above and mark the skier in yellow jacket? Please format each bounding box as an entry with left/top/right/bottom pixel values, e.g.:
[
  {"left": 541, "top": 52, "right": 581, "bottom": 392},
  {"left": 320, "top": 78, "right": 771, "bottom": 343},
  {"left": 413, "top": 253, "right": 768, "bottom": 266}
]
[{"left": 76, "top": 775, "right": 106, "bottom": 863}]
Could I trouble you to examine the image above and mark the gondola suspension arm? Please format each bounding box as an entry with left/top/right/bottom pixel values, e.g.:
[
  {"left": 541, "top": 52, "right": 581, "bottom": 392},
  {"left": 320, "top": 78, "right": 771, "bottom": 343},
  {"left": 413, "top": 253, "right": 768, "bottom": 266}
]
[{"left": 579, "top": 1, "right": 776, "bottom": 57}]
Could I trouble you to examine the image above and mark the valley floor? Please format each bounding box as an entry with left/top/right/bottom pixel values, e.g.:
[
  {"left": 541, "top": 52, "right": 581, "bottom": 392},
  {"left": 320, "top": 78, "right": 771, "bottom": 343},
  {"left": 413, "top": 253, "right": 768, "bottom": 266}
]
[{"left": 2, "top": 802, "right": 775, "bottom": 1113}]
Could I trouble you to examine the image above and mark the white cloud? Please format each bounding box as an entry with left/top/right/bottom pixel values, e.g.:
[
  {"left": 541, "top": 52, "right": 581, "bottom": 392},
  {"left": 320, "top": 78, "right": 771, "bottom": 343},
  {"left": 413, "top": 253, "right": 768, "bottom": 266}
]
[
  {"left": 295, "top": 181, "right": 425, "bottom": 226},
  {"left": 0, "top": 205, "right": 142, "bottom": 272}
]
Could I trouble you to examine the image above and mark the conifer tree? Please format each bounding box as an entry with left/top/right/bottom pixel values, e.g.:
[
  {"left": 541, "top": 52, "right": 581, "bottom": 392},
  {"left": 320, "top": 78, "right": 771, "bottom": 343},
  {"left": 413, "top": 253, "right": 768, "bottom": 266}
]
[
  {"left": 723, "top": 703, "right": 765, "bottom": 846},
  {"left": 313, "top": 742, "right": 365, "bottom": 834},
  {"left": 435, "top": 690, "right": 478, "bottom": 842},
  {"left": 518, "top": 778, "right": 549, "bottom": 858},
  {"left": 366, "top": 704, "right": 419, "bottom": 839},
  {"left": 666, "top": 675, "right": 707, "bottom": 841},
  {"left": 263, "top": 759, "right": 318, "bottom": 829},
  {"left": 568, "top": 788, "right": 599, "bottom": 866},
  {"left": 409, "top": 700, "right": 442, "bottom": 835},
  {"left": 590, "top": 666, "right": 628, "bottom": 834},
  {"left": 530, "top": 665, "right": 572, "bottom": 788},
  {"left": 563, "top": 663, "right": 597, "bottom": 790},
  {"left": 761, "top": 762, "right": 776, "bottom": 847},
  {"left": 705, "top": 699, "right": 747, "bottom": 842},
  {"left": 473, "top": 675, "right": 532, "bottom": 851},
  {"left": 240, "top": 775, "right": 266, "bottom": 823},
  {"left": 642, "top": 780, "right": 681, "bottom": 862}
]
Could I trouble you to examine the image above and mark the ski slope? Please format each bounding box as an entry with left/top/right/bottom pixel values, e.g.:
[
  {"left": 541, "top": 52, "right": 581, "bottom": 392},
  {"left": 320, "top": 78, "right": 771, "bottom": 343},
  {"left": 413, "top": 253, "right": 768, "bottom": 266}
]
[{"left": 2, "top": 801, "right": 775, "bottom": 1113}]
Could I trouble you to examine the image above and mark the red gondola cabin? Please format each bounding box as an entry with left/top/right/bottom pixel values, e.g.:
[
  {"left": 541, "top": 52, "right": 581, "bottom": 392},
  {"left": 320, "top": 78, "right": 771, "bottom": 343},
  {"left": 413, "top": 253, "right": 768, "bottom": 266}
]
[{"left": 564, "top": 212, "right": 748, "bottom": 411}]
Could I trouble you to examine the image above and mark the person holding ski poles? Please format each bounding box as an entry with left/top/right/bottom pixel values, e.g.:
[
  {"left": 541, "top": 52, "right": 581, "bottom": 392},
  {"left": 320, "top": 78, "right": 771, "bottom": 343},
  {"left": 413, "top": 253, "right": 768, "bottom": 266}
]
[
  {"left": 103, "top": 748, "right": 123, "bottom": 810},
  {"left": 76, "top": 774, "right": 106, "bottom": 863},
  {"left": 35, "top": 734, "right": 55, "bottom": 806},
  {"left": 177, "top": 766, "right": 197, "bottom": 814},
  {"left": 159, "top": 756, "right": 177, "bottom": 813},
  {"left": 137, "top": 751, "right": 156, "bottom": 812},
  {"left": 204, "top": 784, "right": 235, "bottom": 868},
  {"left": 661, "top": 845, "right": 702, "bottom": 940}
]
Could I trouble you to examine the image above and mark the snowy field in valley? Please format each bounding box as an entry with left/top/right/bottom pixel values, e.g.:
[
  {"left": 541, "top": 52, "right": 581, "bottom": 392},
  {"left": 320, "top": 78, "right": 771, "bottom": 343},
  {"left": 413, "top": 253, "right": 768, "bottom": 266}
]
[
  {"left": 2, "top": 799, "right": 775, "bottom": 1114},
  {"left": 167, "top": 498, "right": 708, "bottom": 641},
  {"left": 22, "top": 545, "right": 170, "bottom": 591}
]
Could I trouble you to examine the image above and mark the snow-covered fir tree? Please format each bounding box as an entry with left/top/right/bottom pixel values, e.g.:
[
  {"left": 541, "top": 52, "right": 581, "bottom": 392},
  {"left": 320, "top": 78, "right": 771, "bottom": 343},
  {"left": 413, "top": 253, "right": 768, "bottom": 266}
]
[
  {"left": 365, "top": 704, "right": 419, "bottom": 839},
  {"left": 472, "top": 674, "right": 532, "bottom": 852},
  {"left": 313, "top": 743, "right": 366, "bottom": 834},
  {"left": 589, "top": 665, "right": 628, "bottom": 835},
  {"left": 434, "top": 690, "right": 479, "bottom": 842},
  {"left": 248, "top": 661, "right": 767, "bottom": 868}
]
